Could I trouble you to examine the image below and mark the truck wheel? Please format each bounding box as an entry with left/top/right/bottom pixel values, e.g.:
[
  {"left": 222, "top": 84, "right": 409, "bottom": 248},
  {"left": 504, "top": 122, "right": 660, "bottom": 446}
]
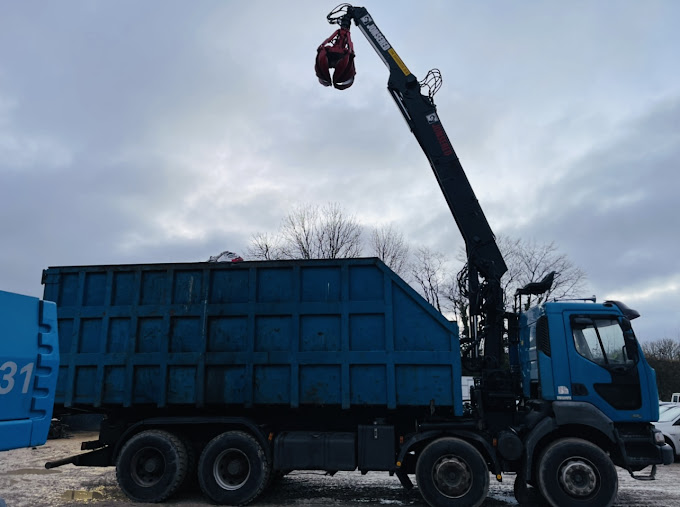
[
  {"left": 116, "top": 429, "right": 188, "bottom": 502},
  {"left": 179, "top": 435, "right": 198, "bottom": 492},
  {"left": 198, "top": 430, "right": 270, "bottom": 505},
  {"left": 415, "top": 437, "right": 489, "bottom": 507},
  {"left": 537, "top": 438, "right": 618, "bottom": 507}
]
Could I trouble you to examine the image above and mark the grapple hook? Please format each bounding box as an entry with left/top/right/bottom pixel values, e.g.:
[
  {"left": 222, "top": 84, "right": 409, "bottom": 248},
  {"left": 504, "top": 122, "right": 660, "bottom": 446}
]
[{"left": 315, "top": 5, "right": 356, "bottom": 90}]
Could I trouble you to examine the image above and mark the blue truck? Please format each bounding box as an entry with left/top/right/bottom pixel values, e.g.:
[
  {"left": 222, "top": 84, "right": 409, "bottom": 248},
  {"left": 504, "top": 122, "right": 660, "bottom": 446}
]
[
  {"left": 0, "top": 290, "right": 59, "bottom": 451},
  {"left": 42, "top": 5, "right": 672, "bottom": 507}
]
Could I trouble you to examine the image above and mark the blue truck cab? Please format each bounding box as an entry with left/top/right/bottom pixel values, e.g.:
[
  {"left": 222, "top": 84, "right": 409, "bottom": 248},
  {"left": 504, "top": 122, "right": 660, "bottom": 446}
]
[
  {"left": 516, "top": 299, "right": 670, "bottom": 479},
  {"left": 0, "top": 290, "right": 59, "bottom": 451},
  {"left": 519, "top": 300, "right": 659, "bottom": 422}
]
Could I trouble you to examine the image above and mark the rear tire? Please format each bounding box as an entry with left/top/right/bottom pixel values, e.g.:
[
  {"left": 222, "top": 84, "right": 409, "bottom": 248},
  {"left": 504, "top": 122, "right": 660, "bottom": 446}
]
[
  {"left": 537, "top": 438, "right": 617, "bottom": 507},
  {"left": 415, "top": 437, "right": 489, "bottom": 507},
  {"left": 116, "top": 429, "right": 188, "bottom": 502},
  {"left": 198, "top": 430, "right": 270, "bottom": 505}
]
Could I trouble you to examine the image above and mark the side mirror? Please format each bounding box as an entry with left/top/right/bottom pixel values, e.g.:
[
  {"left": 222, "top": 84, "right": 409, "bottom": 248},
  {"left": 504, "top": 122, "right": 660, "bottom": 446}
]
[
  {"left": 625, "top": 340, "right": 639, "bottom": 362},
  {"left": 618, "top": 316, "right": 639, "bottom": 362}
]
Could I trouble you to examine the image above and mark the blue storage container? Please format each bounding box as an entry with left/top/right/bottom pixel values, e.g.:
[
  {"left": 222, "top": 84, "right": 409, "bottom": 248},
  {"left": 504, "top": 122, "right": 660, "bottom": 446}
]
[
  {"left": 0, "top": 290, "right": 59, "bottom": 451},
  {"left": 42, "top": 258, "right": 463, "bottom": 416}
]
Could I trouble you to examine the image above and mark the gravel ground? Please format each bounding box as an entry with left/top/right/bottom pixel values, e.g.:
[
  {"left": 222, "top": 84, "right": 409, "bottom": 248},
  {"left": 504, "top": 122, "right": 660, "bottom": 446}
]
[{"left": 1, "top": 431, "right": 678, "bottom": 507}]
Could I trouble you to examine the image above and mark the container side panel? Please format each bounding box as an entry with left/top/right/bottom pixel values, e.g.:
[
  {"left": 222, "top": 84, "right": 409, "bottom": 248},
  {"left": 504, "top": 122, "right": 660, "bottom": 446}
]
[
  {"left": 79, "top": 318, "right": 102, "bottom": 353},
  {"left": 393, "top": 286, "right": 452, "bottom": 351},
  {"left": 301, "top": 267, "right": 341, "bottom": 302},
  {"left": 170, "top": 317, "right": 202, "bottom": 352},
  {"left": 349, "top": 314, "right": 385, "bottom": 351},
  {"left": 133, "top": 366, "right": 161, "bottom": 404},
  {"left": 103, "top": 366, "right": 126, "bottom": 403},
  {"left": 168, "top": 366, "right": 196, "bottom": 403},
  {"left": 173, "top": 270, "right": 203, "bottom": 305},
  {"left": 58, "top": 273, "right": 79, "bottom": 306},
  {"left": 136, "top": 317, "right": 164, "bottom": 353},
  {"left": 210, "top": 270, "right": 249, "bottom": 303},
  {"left": 84, "top": 272, "right": 106, "bottom": 306},
  {"left": 74, "top": 366, "right": 97, "bottom": 402},
  {"left": 208, "top": 316, "right": 248, "bottom": 352},
  {"left": 395, "top": 365, "right": 454, "bottom": 406},
  {"left": 112, "top": 271, "right": 135, "bottom": 305},
  {"left": 349, "top": 265, "right": 384, "bottom": 301},
  {"left": 140, "top": 271, "right": 167, "bottom": 305},
  {"left": 300, "top": 365, "right": 341, "bottom": 404},
  {"left": 254, "top": 365, "right": 291, "bottom": 404},
  {"left": 257, "top": 268, "right": 294, "bottom": 303},
  {"left": 350, "top": 365, "right": 387, "bottom": 404},
  {"left": 206, "top": 366, "right": 247, "bottom": 404},
  {"left": 58, "top": 318, "right": 74, "bottom": 355},
  {"left": 56, "top": 366, "right": 68, "bottom": 401},
  {"left": 255, "top": 316, "right": 292, "bottom": 351},
  {"left": 301, "top": 315, "right": 341, "bottom": 352},
  {"left": 108, "top": 317, "right": 131, "bottom": 353},
  {"left": 45, "top": 259, "right": 461, "bottom": 411}
]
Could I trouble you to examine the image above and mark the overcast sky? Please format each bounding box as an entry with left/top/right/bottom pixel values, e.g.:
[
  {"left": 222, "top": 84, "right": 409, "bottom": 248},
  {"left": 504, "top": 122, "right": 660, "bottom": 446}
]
[{"left": 1, "top": 1, "right": 678, "bottom": 342}]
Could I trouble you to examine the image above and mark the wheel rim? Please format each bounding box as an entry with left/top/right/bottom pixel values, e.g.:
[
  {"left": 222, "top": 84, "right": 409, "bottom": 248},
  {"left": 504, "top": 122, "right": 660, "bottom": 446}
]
[
  {"left": 130, "top": 446, "right": 166, "bottom": 487},
  {"left": 431, "top": 455, "right": 472, "bottom": 498},
  {"left": 558, "top": 457, "right": 599, "bottom": 498},
  {"left": 213, "top": 448, "right": 251, "bottom": 490}
]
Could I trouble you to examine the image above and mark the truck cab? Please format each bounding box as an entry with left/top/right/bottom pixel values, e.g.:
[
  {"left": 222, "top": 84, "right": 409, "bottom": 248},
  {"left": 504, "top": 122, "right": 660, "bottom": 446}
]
[{"left": 520, "top": 300, "right": 659, "bottom": 422}]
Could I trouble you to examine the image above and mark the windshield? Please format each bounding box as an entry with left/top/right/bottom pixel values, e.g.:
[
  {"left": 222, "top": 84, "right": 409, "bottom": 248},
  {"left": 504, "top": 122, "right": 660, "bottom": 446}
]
[
  {"left": 658, "top": 405, "right": 680, "bottom": 422},
  {"left": 572, "top": 316, "right": 635, "bottom": 366}
]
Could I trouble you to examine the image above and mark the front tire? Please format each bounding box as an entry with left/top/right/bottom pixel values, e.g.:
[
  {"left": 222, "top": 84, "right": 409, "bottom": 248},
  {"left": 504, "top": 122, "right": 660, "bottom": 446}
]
[
  {"left": 415, "top": 437, "right": 489, "bottom": 507},
  {"left": 116, "top": 429, "right": 188, "bottom": 502},
  {"left": 537, "top": 438, "right": 618, "bottom": 507},
  {"left": 198, "top": 430, "right": 270, "bottom": 505}
]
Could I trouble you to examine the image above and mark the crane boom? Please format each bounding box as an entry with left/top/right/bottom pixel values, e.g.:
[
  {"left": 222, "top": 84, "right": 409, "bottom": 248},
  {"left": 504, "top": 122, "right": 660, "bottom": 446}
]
[{"left": 316, "top": 5, "right": 508, "bottom": 368}]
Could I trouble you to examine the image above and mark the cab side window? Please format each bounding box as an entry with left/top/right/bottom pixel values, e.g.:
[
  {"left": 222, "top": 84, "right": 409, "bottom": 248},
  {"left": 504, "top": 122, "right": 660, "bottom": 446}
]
[{"left": 571, "top": 316, "right": 634, "bottom": 366}]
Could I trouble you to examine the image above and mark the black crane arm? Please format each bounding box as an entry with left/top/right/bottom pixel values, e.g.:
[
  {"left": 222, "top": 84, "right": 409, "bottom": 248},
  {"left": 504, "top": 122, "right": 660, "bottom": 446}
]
[
  {"left": 318, "top": 5, "right": 508, "bottom": 366},
  {"left": 350, "top": 7, "right": 507, "bottom": 281}
]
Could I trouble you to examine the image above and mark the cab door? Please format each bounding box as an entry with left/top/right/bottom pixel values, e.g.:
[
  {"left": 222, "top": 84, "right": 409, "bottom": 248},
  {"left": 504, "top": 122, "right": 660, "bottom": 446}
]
[{"left": 567, "top": 313, "right": 644, "bottom": 420}]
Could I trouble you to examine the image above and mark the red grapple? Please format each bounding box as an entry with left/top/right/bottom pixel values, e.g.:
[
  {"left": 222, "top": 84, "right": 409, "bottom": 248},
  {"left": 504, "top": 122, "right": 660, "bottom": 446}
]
[{"left": 315, "top": 27, "right": 356, "bottom": 90}]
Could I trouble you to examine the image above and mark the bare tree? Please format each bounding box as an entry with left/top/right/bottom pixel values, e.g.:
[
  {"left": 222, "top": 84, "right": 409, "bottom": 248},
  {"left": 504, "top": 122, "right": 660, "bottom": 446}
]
[
  {"left": 641, "top": 337, "right": 680, "bottom": 400},
  {"left": 502, "top": 236, "right": 587, "bottom": 309},
  {"left": 436, "top": 235, "right": 588, "bottom": 337},
  {"left": 410, "top": 246, "right": 448, "bottom": 313},
  {"left": 443, "top": 271, "right": 470, "bottom": 338},
  {"left": 642, "top": 338, "right": 680, "bottom": 361},
  {"left": 279, "top": 203, "right": 319, "bottom": 259},
  {"left": 368, "top": 224, "right": 410, "bottom": 276},
  {"left": 449, "top": 235, "right": 588, "bottom": 309},
  {"left": 315, "top": 202, "right": 363, "bottom": 259},
  {"left": 247, "top": 232, "right": 284, "bottom": 260},
  {"left": 247, "top": 202, "right": 363, "bottom": 260}
]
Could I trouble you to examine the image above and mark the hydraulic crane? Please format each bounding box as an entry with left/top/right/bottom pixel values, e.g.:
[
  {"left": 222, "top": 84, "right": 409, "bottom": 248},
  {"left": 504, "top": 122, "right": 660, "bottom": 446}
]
[{"left": 316, "top": 4, "right": 511, "bottom": 382}]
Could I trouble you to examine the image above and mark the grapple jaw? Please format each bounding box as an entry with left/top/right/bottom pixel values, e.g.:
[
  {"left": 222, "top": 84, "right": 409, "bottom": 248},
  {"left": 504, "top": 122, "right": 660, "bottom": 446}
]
[{"left": 315, "top": 26, "right": 356, "bottom": 90}]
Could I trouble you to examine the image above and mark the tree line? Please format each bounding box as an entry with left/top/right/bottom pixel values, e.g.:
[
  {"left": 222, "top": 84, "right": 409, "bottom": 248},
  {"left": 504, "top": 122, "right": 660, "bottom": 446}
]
[{"left": 641, "top": 338, "right": 680, "bottom": 401}]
